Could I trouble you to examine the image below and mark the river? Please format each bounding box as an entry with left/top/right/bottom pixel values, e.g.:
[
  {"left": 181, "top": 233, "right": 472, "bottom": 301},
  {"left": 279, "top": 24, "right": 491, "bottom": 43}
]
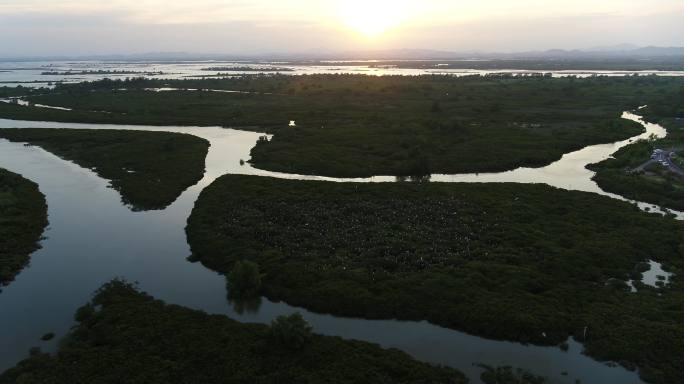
[{"left": 0, "top": 112, "right": 677, "bottom": 383}]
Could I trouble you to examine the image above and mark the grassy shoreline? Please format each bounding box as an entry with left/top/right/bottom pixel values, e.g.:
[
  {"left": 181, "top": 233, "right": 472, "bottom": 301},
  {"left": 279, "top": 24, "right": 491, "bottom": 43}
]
[
  {"left": 0, "top": 168, "right": 48, "bottom": 287},
  {"left": 186, "top": 175, "right": 684, "bottom": 384},
  {"left": 0, "top": 280, "right": 466, "bottom": 383}
]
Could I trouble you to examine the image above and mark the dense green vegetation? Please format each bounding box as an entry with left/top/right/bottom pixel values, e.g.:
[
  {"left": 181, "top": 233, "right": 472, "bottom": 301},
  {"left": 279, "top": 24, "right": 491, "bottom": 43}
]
[
  {"left": 6, "top": 75, "right": 684, "bottom": 176},
  {"left": 478, "top": 365, "right": 547, "bottom": 384},
  {"left": 269, "top": 313, "right": 313, "bottom": 350},
  {"left": 589, "top": 88, "right": 684, "bottom": 211},
  {"left": 187, "top": 175, "right": 684, "bottom": 384},
  {"left": 0, "top": 86, "right": 37, "bottom": 98},
  {"left": 227, "top": 260, "right": 263, "bottom": 298},
  {"left": 0, "top": 168, "right": 48, "bottom": 288},
  {"left": 0, "top": 129, "right": 209, "bottom": 211},
  {"left": 0, "top": 280, "right": 465, "bottom": 383}
]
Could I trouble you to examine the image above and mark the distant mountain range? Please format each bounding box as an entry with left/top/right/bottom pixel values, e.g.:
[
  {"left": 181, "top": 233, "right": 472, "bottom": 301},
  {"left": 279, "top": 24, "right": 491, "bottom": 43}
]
[
  {"left": 2, "top": 46, "right": 684, "bottom": 62},
  {"left": 327, "top": 46, "right": 684, "bottom": 60}
]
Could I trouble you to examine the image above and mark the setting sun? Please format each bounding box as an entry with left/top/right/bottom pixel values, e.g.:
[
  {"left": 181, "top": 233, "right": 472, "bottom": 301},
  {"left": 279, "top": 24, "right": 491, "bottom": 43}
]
[{"left": 338, "top": 0, "right": 412, "bottom": 37}]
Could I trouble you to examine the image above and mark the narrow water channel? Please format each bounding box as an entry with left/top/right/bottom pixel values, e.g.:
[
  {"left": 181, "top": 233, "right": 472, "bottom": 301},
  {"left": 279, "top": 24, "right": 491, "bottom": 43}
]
[{"left": 0, "top": 112, "right": 674, "bottom": 384}]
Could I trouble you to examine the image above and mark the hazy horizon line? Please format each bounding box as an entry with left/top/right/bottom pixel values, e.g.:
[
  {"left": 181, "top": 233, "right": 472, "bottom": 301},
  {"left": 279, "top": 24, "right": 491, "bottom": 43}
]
[{"left": 3, "top": 44, "right": 684, "bottom": 61}]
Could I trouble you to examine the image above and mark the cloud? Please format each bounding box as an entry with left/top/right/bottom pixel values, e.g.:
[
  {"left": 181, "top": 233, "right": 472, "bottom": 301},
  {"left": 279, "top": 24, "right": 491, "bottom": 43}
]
[
  {"left": 0, "top": 1, "right": 331, "bottom": 25},
  {"left": 0, "top": 0, "right": 682, "bottom": 55},
  {"left": 0, "top": 10, "right": 128, "bottom": 27},
  {"left": 2, "top": 0, "right": 683, "bottom": 26}
]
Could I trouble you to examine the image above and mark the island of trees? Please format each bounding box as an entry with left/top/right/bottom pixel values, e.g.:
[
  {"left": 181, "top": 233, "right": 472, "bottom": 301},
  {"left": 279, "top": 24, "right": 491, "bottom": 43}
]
[
  {"left": 201, "top": 66, "right": 294, "bottom": 72},
  {"left": 186, "top": 175, "right": 684, "bottom": 384},
  {"left": 0, "top": 280, "right": 465, "bottom": 384},
  {"left": 41, "top": 70, "right": 165, "bottom": 76},
  {"left": 0, "top": 129, "right": 209, "bottom": 211},
  {"left": 0, "top": 168, "right": 48, "bottom": 288}
]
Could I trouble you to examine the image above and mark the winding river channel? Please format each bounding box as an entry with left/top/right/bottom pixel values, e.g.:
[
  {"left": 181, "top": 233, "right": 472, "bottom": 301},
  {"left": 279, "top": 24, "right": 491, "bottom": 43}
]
[{"left": 0, "top": 112, "right": 679, "bottom": 384}]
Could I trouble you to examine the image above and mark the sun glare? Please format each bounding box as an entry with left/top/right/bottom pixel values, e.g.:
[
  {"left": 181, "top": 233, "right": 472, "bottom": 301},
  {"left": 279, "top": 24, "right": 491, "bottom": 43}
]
[{"left": 338, "top": 0, "right": 411, "bottom": 37}]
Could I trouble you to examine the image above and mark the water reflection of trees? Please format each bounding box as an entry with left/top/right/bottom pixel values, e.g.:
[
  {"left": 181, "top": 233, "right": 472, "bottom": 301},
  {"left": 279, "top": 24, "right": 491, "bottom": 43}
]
[{"left": 227, "top": 293, "right": 263, "bottom": 315}]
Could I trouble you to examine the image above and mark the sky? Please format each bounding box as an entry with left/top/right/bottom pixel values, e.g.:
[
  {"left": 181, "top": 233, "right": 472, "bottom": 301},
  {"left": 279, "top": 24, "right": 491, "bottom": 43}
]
[{"left": 0, "top": 0, "right": 683, "bottom": 56}]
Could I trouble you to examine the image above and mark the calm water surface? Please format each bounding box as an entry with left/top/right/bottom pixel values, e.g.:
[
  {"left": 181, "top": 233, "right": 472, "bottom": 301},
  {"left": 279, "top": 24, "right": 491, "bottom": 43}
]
[
  {"left": 3, "top": 60, "right": 684, "bottom": 88},
  {"left": 0, "top": 112, "right": 675, "bottom": 383}
]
